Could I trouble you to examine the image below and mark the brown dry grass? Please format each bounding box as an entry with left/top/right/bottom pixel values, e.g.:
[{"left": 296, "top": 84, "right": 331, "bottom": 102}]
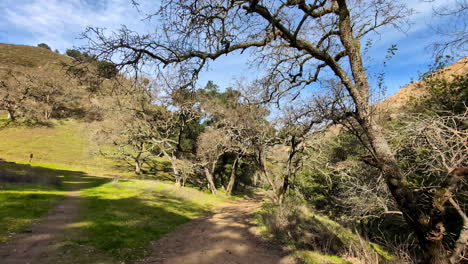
[{"left": 0, "top": 43, "right": 71, "bottom": 69}]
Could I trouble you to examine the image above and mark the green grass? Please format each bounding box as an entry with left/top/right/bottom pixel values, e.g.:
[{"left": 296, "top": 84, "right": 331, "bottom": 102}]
[
  {"left": 0, "top": 119, "right": 125, "bottom": 174},
  {"left": 0, "top": 184, "right": 65, "bottom": 243},
  {"left": 370, "top": 242, "right": 395, "bottom": 261},
  {"left": 0, "top": 161, "right": 92, "bottom": 243},
  {"left": 0, "top": 116, "right": 233, "bottom": 262},
  {"left": 66, "top": 180, "right": 228, "bottom": 262},
  {"left": 0, "top": 43, "right": 234, "bottom": 262},
  {"left": 294, "top": 251, "right": 353, "bottom": 264},
  {"left": 0, "top": 161, "right": 229, "bottom": 263}
]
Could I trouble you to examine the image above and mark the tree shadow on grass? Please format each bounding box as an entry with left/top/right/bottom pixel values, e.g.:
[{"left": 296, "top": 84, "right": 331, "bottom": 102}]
[
  {"left": 0, "top": 161, "right": 116, "bottom": 264},
  {"left": 0, "top": 160, "right": 212, "bottom": 263},
  {"left": 0, "top": 161, "right": 292, "bottom": 264},
  {"left": 0, "top": 160, "right": 111, "bottom": 190},
  {"left": 63, "top": 193, "right": 213, "bottom": 263},
  {"left": 0, "top": 160, "right": 112, "bottom": 244},
  {"left": 0, "top": 118, "right": 56, "bottom": 130}
]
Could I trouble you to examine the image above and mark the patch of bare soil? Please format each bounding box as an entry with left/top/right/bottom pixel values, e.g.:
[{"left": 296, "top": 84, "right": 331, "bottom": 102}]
[
  {"left": 0, "top": 190, "right": 81, "bottom": 264},
  {"left": 140, "top": 198, "right": 299, "bottom": 264}
]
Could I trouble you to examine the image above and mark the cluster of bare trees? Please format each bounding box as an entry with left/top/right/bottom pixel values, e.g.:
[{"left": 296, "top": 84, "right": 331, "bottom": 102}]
[
  {"left": 0, "top": 66, "right": 88, "bottom": 122},
  {"left": 95, "top": 79, "right": 276, "bottom": 196},
  {"left": 81, "top": 0, "right": 466, "bottom": 262}
]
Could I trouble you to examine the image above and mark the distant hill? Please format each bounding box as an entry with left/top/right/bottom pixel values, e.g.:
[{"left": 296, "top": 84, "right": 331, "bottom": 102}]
[
  {"left": 0, "top": 44, "right": 119, "bottom": 173},
  {"left": 377, "top": 57, "right": 468, "bottom": 120},
  {"left": 0, "top": 43, "right": 71, "bottom": 69}
]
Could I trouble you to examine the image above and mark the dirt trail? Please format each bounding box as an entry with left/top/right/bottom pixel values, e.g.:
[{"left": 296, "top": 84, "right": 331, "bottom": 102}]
[
  {"left": 0, "top": 183, "right": 299, "bottom": 264},
  {"left": 140, "top": 198, "right": 299, "bottom": 264},
  {"left": 0, "top": 186, "right": 81, "bottom": 264}
]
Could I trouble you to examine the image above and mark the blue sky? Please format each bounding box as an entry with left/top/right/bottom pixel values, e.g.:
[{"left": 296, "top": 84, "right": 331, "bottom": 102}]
[{"left": 0, "top": 0, "right": 465, "bottom": 99}]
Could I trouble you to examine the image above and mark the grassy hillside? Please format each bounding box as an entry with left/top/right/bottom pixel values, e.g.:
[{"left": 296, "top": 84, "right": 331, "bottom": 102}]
[
  {"left": 0, "top": 119, "right": 122, "bottom": 174},
  {"left": 0, "top": 43, "right": 70, "bottom": 69},
  {"left": 0, "top": 43, "right": 131, "bottom": 174}
]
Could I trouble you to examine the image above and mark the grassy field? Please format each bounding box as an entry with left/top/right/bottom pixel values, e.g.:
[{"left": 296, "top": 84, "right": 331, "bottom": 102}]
[
  {"left": 0, "top": 44, "right": 234, "bottom": 263},
  {"left": 0, "top": 184, "right": 65, "bottom": 243},
  {"left": 0, "top": 119, "right": 125, "bottom": 174},
  {"left": 0, "top": 115, "right": 232, "bottom": 262}
]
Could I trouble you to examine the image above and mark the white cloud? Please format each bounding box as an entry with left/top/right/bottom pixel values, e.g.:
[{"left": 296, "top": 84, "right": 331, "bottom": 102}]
[
  {"left": 1, "top": 0, "right": 148, "bottom": 51},
  {"left": 365, "top": 0, "right": 459, "bottom": 50}
]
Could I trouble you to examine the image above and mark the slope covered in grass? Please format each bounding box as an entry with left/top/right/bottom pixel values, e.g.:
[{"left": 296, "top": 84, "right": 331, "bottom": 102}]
[
  {"left": 0, "top": 43, "right": 70, "bottom": 70},
  {"left": 0, "top": 119, "right": 122, "bottom": 174}
]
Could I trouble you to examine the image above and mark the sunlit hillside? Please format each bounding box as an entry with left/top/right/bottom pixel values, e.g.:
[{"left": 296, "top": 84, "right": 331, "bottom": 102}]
[
  {"left": 0, "top": 43, "right": 70, "bottom": 69},
  {"left": 0, "top": 119, "right": 118, "bottom": 173}
]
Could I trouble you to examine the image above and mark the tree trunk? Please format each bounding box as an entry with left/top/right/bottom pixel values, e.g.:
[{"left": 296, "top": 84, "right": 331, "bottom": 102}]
[
  {"left": 134, "top": 150, "right": 143, "bottom": 175},
  {"left": 278, "top": 164, "right": 291, "bottom": 203},
  {"left": 349, "top": 91, "right": 461, "bottom": 263},
  {"left": 257, "top": 149, "right": 280, "bottom": 202},
  {"left": 226, "top": 156, "right": 239, "bottom": 196},
  {"left": 7, "top": 110, "right": 15, "bottom": 120},
  {"left": 204, "top": 167, "right": 217, "bottom": 194},
  {"left": 45, "top": 109, "right": 52, "bottom": 120},
  {"left": 360, "top": 111, "right": 451, "bottom": 264},
  {"left": 134, "top": 159, "right": 142, "bottom": 175},
  {"left": 262, "top": 168, "right": 280, "bottom": 203},
  {"left": 171, "top": 159, "right": 181, "bottom": 186},
  {"left": 279, "top": 141, "right": 297, "bottom": 203},
  {"left": 448, "top": 196, "right": 468, "bottom": 264},
  {"left": 335, "top": 1, "right": 457, "bottom": 261}
]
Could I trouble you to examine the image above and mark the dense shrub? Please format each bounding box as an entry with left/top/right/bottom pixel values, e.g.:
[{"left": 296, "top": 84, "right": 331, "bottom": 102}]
[{"left": 37, "top": 43, "right": 51, "bottom": 50}]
